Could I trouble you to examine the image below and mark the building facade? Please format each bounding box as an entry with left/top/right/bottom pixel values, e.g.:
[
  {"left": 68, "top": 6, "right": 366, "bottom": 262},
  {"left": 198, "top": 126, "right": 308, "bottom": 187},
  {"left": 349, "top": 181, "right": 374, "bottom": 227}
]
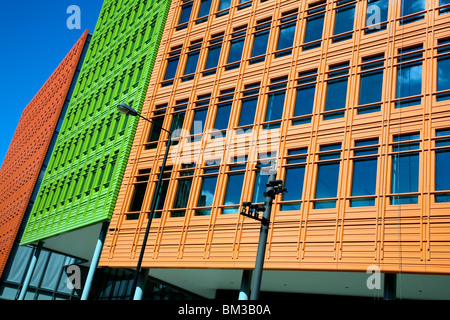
[
  {"left": 0, "top": 31, "right": 90, "bottom": 299},
  {"left": 99, "top": 0, "right": 450, "bottom": 299}
]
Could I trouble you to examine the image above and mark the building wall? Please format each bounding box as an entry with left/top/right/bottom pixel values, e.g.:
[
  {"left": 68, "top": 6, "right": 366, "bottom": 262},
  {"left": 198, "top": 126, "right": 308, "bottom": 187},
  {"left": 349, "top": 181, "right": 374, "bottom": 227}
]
[
  {"left": 0, "top": 31, "right": 89, "bottom": 277},
  {"left": 100, "top": 0, "right": 450, "bottom": 274},
  {"left": 20, "top": 0, "right": 172, "bottom": 245}
]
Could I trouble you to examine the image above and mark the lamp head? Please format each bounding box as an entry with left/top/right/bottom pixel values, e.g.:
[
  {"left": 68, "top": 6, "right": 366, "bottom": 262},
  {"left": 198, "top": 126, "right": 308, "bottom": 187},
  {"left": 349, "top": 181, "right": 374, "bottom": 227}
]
[{"left": 117, "top": 103, "right": 138, "bottom": 116}]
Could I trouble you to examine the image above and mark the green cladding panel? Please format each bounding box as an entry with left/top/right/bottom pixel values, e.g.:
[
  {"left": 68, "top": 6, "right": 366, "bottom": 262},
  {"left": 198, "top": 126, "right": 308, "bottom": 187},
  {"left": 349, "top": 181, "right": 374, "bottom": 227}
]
[{"left": 21, "top": 0, "right": 171, "bottom": 245}]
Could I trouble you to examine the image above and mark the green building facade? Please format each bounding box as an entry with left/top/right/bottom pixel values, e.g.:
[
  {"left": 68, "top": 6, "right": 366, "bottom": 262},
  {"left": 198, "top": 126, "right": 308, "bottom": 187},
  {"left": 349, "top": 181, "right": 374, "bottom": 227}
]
[{"left": 21, "top": 0, "right": 171, "bottom": 245}]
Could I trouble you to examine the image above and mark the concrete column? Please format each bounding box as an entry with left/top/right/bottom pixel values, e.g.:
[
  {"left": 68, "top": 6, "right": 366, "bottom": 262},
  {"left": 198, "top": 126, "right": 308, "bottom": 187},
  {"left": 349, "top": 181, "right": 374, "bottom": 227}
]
[
  {"left": 238, "top": 270, "right": 253, "bottom": 300},
  {"left": 133, "top": 268, "right": 149, "bottom": 300},
  {"left": 18, "top": 242, "right": 43, "bottom": 300},
  {"left": 81, "top": 222, "right": 109, "bottom": 300}
]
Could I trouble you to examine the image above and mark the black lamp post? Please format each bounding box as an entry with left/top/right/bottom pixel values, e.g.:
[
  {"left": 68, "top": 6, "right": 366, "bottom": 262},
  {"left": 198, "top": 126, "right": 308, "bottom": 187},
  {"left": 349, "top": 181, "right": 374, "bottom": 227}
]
[
  {"left": 240, "top": 169, "right": 286, "bottom": 300},
  {"left": 117, "top": 102, "right": 172, "bottom": 300}
]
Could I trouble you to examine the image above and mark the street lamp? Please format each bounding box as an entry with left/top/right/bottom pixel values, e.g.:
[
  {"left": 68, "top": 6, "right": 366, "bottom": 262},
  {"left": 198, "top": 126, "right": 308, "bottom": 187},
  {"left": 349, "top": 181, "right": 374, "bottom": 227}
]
[
  {"left": 117, "top": 103, "right": 172, "bottom": 300},
  {"left": 240, "top": 170, "right": 286, "bottom": 300}
]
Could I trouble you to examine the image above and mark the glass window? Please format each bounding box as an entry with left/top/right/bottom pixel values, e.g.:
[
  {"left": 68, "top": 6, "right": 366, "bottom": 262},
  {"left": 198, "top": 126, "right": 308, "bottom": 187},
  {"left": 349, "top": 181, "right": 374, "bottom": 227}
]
[
  {"left": 324, "top": 63, "right": 349, "bottom": 119},
  {"left": 237, "top": 0, "right": 252, "bottom": 10},
  {"left": 264, "top": 76, "right": 287, "bottom": 129},
  {"left": 280, "top": 148, "right": 307, "bottom": 211},
  {"left": 366, "top": 0, "right": 389, "bottom": 33},
  {"left": 153, "top": 166, "right": 173, "bottom": 218},
  {"left": 396, "top": 45, "right": 423, "bottom": 108},
  {"left": 190, "top": 95, "right": 210, "bottom": 142},
  {"left": 437, "top": 39, "right": 450, "bottom": 101},
  {"left": 333, "top": 0, "right": 356, "bottom": 43},
  {"left": 203, "top": 33, "right": 224, "bottom": 76},
  {"left": 440, "top": 0, "right": 450, "bottom": 14},
  {"left": 212, "top": 89, "right": 234, "bottom": 133},
  {"left": 162, "top": 46, "right": 182, "bottom": 86},
  {"left": 293, "top": 70, "right": 317, "bottom": 125},
  {"left": 177, "top": 0, "right": 194, "bottom": 30},
  {"left": 222, "top": 163, "right": 246, "bottom": 214},
  {"left": 195, "top": 167, "right": 219, "bottom": 215},
  {"left": 145, "top": 104, "right": 167, "bottom": 150},
  {"left": 237, "top": 83, "right": 260, "bottom": 128},
  {"left": 303, "top": 1, "right": 326, "bottom": 50},
  {"left": 128, "top": 169, "right": 151, "bottom": 219},
  {"left": 170, "top": 99, "right": 189, "bottom": 145},
  {"left": 275, "top": 11, "right": 297, "bottom": 57},
  {"left": 400, "top": 0, "right": 425, "bottom": 24},
  {"left": 391, "top": 133, "right": 420, "bottom": 205},
  {"left": 197, "top": 0, "right": 212, "bottom": 23},
  {"left": 434, "top": 129, "right": 450, "bottom": 202},
  {"left": 182, "top": 40, "right": 202, "bottom": 81},
  {"left": 314, "top": 144, "right": 341, "bottom": 209},
  {"left": 358, "top": 54, "right": 384, "bottom": 114},
  {"left": 217, "top": 0, "right": 231, "bottom": 16},
  {"left": 226, "top": 26, "right": 247, "bottom": 70},
  {"left": 250, "top": 18, "right": 272, "bottom": 64},
  {"left": 350, "top": 139, "right": 379, "bottom": 207},
  {"left": 171, "top": 164, "right": 195, "bottom": 217}
]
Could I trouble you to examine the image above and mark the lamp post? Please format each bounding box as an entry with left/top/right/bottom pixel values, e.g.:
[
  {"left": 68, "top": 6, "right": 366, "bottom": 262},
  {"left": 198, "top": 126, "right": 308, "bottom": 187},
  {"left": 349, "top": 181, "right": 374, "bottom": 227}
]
[
  {"left": 117, "top": 103, "right": 172, "bottom": 300},
  {"left": 240, "top": 169, "right": 286, "bottom": 300}
]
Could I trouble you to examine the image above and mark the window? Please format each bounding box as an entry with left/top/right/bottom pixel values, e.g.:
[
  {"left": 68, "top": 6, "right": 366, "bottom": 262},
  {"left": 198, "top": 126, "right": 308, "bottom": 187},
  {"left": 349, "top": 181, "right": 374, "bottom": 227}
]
[
  {"left": 280, "top": 148, "right": 307, "bottom": 211},
  {"left": 145, "top": 104, "right": 167, "bottom": 150},
  {"left": 303, "top": 1, "right": 326, "bottom": 50},
  {"left": 275, "top": 10, "right": 297, "bottom": 57},
  {"left": 171, "top": 164, "right": 195, "bottom": 217},
  {"left": 333, "top": 0, "right": 356, "bottom": 43},
  {"left": 391, "top": 133, "right": 420, "bottom": 205},
  {"left": 237, "top": 83, "right": 260, "bottom": 129},
  {"left": 358, "top": 54, "right": 384, "bottom": 114},
  {"left": 440, "top": 0, "right": 450, "bottom": 14},
  {"left": 365, "top": 0, "right": 389, "bottom": 33},
  {"left": 216, "top": 0, "right": 231, "bottom": 16},
  {"left": 211, "top": 89, "right": 234, "bottom": 134},
  {"left": 437, "top": 39, "right": 450, "bottom": 101},
  {"left": 189, "top": 95, "right": 210, "bottom": 142},
  {"left": 196, "top": 0, "right": 212, "bottom": 24},
  {"left": 400, "top": 0, "right": 425, "bottom": 25},
  {"left": 324, "top": 63, "right": 349, "bottom": 119},
  {"left": 226, "top": 26, "right": 247, "bottom": 71},
  {"left": 237, "top": 0, "right": 252, "bottom": 10},
  {"left": 195, "top": 165, "right": 220, "bottom": 215},
  {"left": 250, "top": 18, "right": 272, "bottom": 64},
  {"left": 153, "top": 166, "right": 173, "bottom": 218},
  {"left": 396, "top": 45, "right": 423, "bottom": 108},
  {"left": 182, "top": 40, "right": 202, "bottom": 82},
  {"left": 203, "top": 33, "right": 224, "bottom": 76},
  {"left": 170, "top": 99, "right": 189, "bottom": 145},
  {"left": 350, "top": 139, "right": 379, "bottom": 207},
  {"left": 263, "top": 76, "right": 287, "bottom": 129},
  {"left": 222, "top": 162, "right": 247, "bottom": 214},
  {"left": 252, "top": 153, "right": 277, "bottom": 204},
  {"left": 314, "top": 144, "right": 342, "bottom": 209},
  {"left": 128, "top": 169, "right": 151, "bottom": 220},
  {"left": 177, "top": 0, "right": 193, "bottom": 30},
  {"left": 435, "top": 129, "right": 450, "bottom": 202},
  {"left": 162, "top": 46, "right": 182, "bottom": 86},
  {"left": 293, "top": 70, "right": 317, "bottom": 125}
]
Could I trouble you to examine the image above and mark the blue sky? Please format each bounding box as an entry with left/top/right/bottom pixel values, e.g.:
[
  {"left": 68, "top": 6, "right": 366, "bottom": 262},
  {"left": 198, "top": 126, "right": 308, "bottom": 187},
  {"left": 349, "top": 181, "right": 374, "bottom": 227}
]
[{"left": 0, "top": 1, "right": 104, "bottom": 166}]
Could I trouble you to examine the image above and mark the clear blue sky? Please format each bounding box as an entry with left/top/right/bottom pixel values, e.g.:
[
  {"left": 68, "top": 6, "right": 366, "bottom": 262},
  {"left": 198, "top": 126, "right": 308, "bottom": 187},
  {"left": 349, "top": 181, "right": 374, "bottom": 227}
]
[{"left": 0, "top": 1, "right": 104, "bottom": 167}]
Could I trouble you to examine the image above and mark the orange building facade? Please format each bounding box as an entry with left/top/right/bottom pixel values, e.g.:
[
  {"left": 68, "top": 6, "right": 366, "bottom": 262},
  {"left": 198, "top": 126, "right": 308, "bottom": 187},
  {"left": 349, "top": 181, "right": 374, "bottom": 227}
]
[
  {"left": 100, "top": 0, "right": 450, "bottom": 297},
  {"left": 0, "top": 31, "right": 89, "bottom": 278}
]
